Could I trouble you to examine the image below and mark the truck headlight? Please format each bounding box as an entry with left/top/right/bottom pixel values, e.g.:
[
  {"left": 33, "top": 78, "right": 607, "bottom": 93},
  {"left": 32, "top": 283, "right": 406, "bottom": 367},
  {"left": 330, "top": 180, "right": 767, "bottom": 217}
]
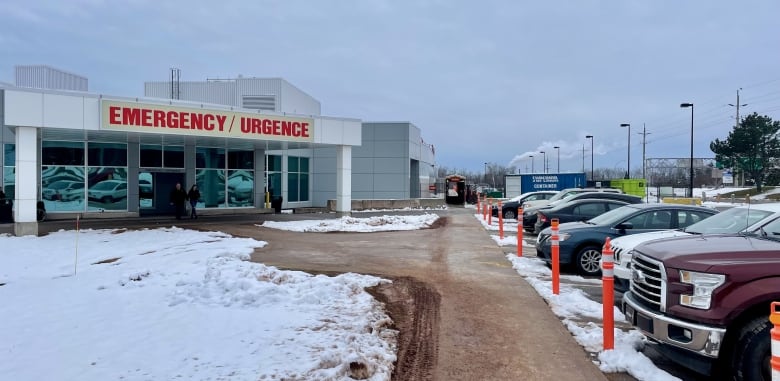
[{"left": 679, "top": 270, "right": 725, "bottom": 309}]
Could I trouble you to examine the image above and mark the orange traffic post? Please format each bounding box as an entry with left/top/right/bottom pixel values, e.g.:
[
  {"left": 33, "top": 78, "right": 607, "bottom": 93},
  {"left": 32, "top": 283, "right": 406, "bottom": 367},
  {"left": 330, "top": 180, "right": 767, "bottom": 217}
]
[
  {"left": 483, "top": 197, "right": 488, "bottom": 221},
  {"left": 551, "top": 218, "right": 560, "bottom": 295},
  {"left": 771, "top": 302, "right": 780, "bottom": 380},
  {"left": 488, "top": 199, "right": 493, "bottom": 225},
  {"left": 602, "top": 237, "right": 615, "bottom": 350},
  {"left": 477, "top": 195, "right": 482, "bottom": 215},
  {"left": 517, "top": 207, "right": 524, "bottom": 257},
  {"left": 498, "top": 201, "right": 504, "bottom": 239}
]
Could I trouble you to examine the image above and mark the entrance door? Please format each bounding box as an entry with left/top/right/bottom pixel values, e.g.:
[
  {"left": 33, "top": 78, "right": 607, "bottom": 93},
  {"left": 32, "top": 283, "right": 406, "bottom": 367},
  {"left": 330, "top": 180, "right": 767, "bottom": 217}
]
[{"left": 139, "top": 172, "right": 185, "bottom": 216}]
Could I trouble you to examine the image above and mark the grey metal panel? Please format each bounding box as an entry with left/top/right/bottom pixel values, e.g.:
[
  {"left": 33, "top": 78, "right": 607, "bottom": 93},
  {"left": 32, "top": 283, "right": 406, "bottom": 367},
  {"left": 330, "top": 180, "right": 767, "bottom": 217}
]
[
  {"left": 352, "top": 140, "right": 375, "bottom": 157},
  {"left": 15, "top": 65, "right": 87, "bottom": 91},
  {"left": 361, "top": 123, "right": 375, "bottom": 141},
  {"left": 352, "top": 173, "right": 374, "bottom": 192},
  {"left": 235, "top": 78, "right": 281, "bottom": 111},
  {"left": 371, "top": 122, "right": 410, "bottom": 141},
  {"left": 352, "top": 157, "right": 374, "bottom": 173},
  {"left": 280, "top": 79, "right": 321, "bottom": 115},
  {"left": 373, "top": 141, "right": 408, "bottom": 158},
  {"left": 374, "top": 174, "right": 408, "bottom": 193},
  {"left": 374, "top": 157, "right": 408, "bottom": 174}
]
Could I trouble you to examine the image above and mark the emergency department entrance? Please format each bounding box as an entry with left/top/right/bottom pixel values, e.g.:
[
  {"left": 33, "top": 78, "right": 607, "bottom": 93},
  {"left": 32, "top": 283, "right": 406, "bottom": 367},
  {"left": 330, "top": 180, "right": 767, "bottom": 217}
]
[{"left": 1, "top": 89, "right": 361, "bottom": 236}]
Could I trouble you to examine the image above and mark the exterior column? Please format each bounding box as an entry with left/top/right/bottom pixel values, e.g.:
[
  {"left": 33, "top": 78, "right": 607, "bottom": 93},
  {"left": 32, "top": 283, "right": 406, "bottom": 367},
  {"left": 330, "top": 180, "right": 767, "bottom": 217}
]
[
  {"left": 336, "top": 145, "right": 352, "bottom": 213},
  {"left": 254, "top": 149, "right": 266, "bottom": 208},
  {"left": 14, "top": 126, "right": 38, "bottom": 236}
]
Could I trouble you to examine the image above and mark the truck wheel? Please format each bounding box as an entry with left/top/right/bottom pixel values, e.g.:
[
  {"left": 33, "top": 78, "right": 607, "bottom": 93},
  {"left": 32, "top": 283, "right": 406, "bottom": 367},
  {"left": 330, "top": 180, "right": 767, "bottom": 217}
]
[
  {"left": 575, "top": 245, "right": 602, "bottom": 276},
  {"left": 733, "top": 316, "right": 770, "bottom": 381}
]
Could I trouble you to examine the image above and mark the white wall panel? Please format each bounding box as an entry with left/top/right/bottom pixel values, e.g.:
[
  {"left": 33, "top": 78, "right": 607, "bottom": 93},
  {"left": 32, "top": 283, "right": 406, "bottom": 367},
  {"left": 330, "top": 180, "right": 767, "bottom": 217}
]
[
  {"left": 374, "top": 157, "right": 408, "bottom": 174},
  {"left": 5, "top": 90, "right": 43, "bottom": 127},
  {"left": 280, "top": 80, "right": 320, "bottom": 115},
  {"left": 42, "top": 93, "right": 84, "bottom": 128}
]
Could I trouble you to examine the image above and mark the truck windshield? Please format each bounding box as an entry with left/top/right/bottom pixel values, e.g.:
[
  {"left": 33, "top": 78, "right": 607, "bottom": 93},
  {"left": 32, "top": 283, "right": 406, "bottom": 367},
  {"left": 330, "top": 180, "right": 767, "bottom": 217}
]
[{"left": 684, "top": 207, "right": 773, "bottom": 235}]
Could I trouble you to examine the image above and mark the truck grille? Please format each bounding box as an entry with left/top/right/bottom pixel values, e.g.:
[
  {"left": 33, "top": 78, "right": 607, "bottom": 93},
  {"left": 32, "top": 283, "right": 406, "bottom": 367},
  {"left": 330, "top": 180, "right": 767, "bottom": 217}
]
[{"left": 629, "top": 253, "right": 666, "bottom": 312}]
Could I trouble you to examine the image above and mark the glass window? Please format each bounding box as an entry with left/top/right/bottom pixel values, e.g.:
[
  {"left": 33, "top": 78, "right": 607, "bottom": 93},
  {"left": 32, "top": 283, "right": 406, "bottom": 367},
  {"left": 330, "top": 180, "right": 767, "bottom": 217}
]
[
  {"left": 267, "top": 155, "right": 282, "bottom": 172},
  {"left": 573, "top": 203, "right": 605, "bottom": 218},
  {"left": 3, "top": 166, "right": 15, "bottom": 200},
  {"left": 228, "top": 150, "right": 253, "bottom": 169},
  {"left": 227, "top": 170, "right": 253, "bottom": 207},
  {"left": 89, "top": 142, "right": 127, "bottom": 166},
  {"left": 4, "top": 144, "right": 15, "bottom": 166},
  {"left": 288, "top": 156, "right": 299, "bottom": 172},
  {"left": 42, "top": 141, "right": 85, "bottom": 166},
  {"left": 139, "top": 172, "right": 154, "bottom": 208},
  {"left": 196, "top": 147, "right": 225, "bottom": 169},
  {"left": 299, "top": 173, "right": 309, "bottom": 202},
  {"left": 164, "top": 145, "right": 184, "bottom": 168},
  {"left": 140, "top": 144, "right": 163, "bottom": 168},
  {"left": 41, "top": 166, "right": 86, "bottom": 212},
  {"left": 300, "top": 157, "right": 309, "bottom": 173},
  {"left": 288, "top": 173, "right": 299, "bottom": 202},
  {"left": 268, "top": 172, "right": 282, "bottom": 198},
  {"left": 195, "top": 169, "right": 226, "bottom": 208},
  {"left": 87, "top": 167, "right": 128, "bottom": 211}
]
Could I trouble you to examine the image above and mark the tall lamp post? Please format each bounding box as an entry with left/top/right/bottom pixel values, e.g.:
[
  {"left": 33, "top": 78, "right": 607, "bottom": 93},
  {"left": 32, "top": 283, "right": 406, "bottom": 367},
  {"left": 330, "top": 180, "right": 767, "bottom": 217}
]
[
  {"left": 680, "top": 103, "right": 694, "bottom": 197},
  {"left": 620, "top": 123, "right": 631, "bottom": 179},
  {"left": 484, "top": 162, "right": 489, "bottom": 187},
  {"left": 585, "top": 135, "right": 594, "bottom": 181},
  {"left": 529, "top": 155, "right": 534, "bottom": 173},
  {"left": 553, "top": 146, "right": 560, "bottom": 173},
  {"left": 540, "top": 151, "right": 546, "bottom": 173}
]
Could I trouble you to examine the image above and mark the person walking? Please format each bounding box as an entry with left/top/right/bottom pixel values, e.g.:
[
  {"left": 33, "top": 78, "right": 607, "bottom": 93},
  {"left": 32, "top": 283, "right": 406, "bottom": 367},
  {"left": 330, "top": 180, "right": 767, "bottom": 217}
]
[
  {"left": 169, "top": 182, "right": 188, "bottom": 220},
  {"left": 187, "top": 184, "right": 201, "bottom": 219}
]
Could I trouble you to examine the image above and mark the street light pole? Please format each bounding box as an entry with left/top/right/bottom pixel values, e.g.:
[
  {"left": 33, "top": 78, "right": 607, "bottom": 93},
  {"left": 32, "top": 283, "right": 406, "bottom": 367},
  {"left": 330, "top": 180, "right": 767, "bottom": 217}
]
[
  {"left": 553, "top": 146, "right": 560, "bottom": 173},
  {"left": 620, "top": 123, "right": 631, "bottom": 179},
  {"left": 484, "top": 162, "right": 488, "bottom": 187},
  {"left": 585, "top": 135, "right": 594, "bottom": 181},
  {"left": 680, "top": 103, "right": 694, "bottom": 198},
  {"left": 540, "top": 151, "right": 546, "bottom": 174},
  {"left": 529, "top": 155, "right": 534, "bottom": 173}
]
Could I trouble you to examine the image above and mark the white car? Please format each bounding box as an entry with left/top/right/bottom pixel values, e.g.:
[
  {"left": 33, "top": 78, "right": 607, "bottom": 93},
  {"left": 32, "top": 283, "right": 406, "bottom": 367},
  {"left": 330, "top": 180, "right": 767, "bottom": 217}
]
[{"left": 611, "top": 203, "right": 780, "bottom": 291}]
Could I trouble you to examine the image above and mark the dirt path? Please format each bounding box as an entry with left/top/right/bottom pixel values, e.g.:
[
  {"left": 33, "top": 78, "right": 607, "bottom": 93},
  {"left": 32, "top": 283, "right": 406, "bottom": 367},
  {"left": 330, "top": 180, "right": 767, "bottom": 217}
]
[{"left": 194, "top": 208, "right": 609, "bottom": 380}]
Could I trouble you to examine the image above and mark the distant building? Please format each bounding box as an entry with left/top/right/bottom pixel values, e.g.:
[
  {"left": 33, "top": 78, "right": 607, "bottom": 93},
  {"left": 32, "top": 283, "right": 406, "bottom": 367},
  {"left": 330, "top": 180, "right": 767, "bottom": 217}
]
[{"left": 15, "top": 65, "right": 88, "bottom": 92}]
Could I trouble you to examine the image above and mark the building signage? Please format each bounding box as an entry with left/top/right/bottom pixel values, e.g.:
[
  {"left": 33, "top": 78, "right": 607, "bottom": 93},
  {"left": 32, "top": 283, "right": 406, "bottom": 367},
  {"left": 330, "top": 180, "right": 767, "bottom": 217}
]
[{"left": 101, "top": 100, "right": 314, "bottom": 142}]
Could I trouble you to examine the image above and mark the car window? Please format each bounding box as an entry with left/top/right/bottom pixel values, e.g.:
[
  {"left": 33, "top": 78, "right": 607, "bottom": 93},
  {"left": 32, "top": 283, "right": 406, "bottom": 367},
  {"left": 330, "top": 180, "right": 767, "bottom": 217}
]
[
  {"left": 676, "top": 210, "right": 712, "bottom": 228},
  {"left": 625, "top": 210, "right": 672, "bottom": 229},
  {"left": 572, "top": 202, "right": 606, "bottom": 217},
  {"left": 606, "top": 202, "right": 624, "bottom": 211}
]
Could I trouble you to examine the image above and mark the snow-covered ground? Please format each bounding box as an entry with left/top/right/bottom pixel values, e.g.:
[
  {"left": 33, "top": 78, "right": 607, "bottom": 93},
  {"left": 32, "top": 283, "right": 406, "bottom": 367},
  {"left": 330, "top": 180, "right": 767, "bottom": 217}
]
[
  {"left": 261, "top": 214, "right": 440, "bottom": 232},
  {"left": 0, "top": 227, "right": 398, "bottom": 380}
]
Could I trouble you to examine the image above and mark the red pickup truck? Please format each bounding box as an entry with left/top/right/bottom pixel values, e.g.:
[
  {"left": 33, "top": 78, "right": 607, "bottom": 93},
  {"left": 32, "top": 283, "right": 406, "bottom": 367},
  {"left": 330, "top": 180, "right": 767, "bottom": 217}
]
[{"left": 623, "top": 231, "right": 780, "bottom": 381}]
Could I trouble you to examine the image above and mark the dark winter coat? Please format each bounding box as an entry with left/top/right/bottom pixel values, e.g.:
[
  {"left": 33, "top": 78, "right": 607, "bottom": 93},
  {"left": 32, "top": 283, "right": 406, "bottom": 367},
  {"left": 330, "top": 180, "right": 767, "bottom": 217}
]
[{"left": 170, "top": 188, "right": 188, "bottom": 206}]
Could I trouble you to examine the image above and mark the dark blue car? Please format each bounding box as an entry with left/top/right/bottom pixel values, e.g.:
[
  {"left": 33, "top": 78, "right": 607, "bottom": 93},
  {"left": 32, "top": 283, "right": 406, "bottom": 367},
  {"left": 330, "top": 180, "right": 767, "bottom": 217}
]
[{"left": 534, "top": 203, "right": 718, "bottom": 276}]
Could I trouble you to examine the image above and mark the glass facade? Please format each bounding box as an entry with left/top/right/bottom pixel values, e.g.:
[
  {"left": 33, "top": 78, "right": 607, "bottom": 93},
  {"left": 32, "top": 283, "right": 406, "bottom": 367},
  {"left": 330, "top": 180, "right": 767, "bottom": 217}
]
[
  {"left": 41, "top": 141, "right": 128, "bottom": 212},
  {"left": 195, "top": 148, "right": 254, "bottom": 208},
  {"left": 287, "top": 156, "right": 309, "bottom": 202},
  {"left": 3, "top": 144, "right": 14, "bottom": 199}
]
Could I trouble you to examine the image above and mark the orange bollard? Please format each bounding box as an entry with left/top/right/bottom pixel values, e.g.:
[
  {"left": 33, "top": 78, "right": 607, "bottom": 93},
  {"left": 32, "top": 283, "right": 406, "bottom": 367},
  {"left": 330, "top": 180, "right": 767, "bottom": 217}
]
[
  {"left": 498, "top": 201, "right": 504, "bottom": 239},
  {"left": 477, "top": 196, "right": 482, "bottom": 215},
  {"left": 517, "top": 207, "right": 524, "bottom": 257},
  {"left": 771, "top": 302, "right": 780, "bottom": 380},
  {"left": 551, "top": 218, "right": 560, "bottom": 295},
  {"left": 602, "top": 237, "right": 615, "bottom": 350},
  {"left": 488, "top": 199, "right": 493, "bottom": 225},
  {"left": 483, "top": 197, "right": 488, "bottom": 220}
]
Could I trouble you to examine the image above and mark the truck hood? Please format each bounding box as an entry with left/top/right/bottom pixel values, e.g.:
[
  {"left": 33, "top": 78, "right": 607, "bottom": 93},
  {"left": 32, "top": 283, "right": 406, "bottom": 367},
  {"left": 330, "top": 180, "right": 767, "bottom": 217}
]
[
  {"left": 633, "top": 234, "right": 780, "bottom": 272},
  {"left": 610, "top": 230, "right": 690, "bottom": 251}
]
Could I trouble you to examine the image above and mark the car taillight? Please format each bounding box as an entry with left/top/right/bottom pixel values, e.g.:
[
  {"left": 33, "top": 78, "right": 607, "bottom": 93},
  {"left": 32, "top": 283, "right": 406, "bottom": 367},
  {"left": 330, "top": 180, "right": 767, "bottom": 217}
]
[{"left": 537, "top": 212, "right": 547, "bottom": 223}]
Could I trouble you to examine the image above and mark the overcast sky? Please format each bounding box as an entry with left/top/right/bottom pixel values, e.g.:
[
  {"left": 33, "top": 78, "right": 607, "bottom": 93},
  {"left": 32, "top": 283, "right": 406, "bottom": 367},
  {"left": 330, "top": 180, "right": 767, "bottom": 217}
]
[{"left": 2, "top": 0, "right": 779, "bottom": 174}]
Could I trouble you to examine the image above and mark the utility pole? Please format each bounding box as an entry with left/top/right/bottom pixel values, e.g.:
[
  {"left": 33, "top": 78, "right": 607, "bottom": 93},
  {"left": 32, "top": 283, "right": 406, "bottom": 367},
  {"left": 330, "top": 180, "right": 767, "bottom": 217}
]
[
  {"left": 581, "top": 145, "right": 585, "bottom": 172},
  {"left": 729, "top": 88, "right": 748, "bottom": 186},
  {"left": 637, "top": 123, "right": 651, "bottom": 180}
]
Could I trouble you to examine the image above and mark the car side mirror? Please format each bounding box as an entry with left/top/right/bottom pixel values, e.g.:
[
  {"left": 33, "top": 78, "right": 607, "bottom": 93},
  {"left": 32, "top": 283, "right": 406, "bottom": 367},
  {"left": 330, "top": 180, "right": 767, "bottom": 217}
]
[{"left": 615, "top": 222, "right": 634, "bottom": 231}]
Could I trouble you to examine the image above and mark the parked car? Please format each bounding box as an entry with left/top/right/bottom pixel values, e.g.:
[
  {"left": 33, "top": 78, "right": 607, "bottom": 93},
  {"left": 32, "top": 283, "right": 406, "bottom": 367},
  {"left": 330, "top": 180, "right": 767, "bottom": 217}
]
[
  {"left": 611, "top": 203, "right": 780, "bottom": 292},
  {"left": 42, "top": 180, "right": 85, "bottom": 201},
  {"left": 521, "top": 187, "right": 622, "bottom": 210},
  {"left": 88, "top": 180, "right": 128, "bottom": 203},
  {"left": 623, "top": 218, "right": 780, "bottom": 379},
  {"left": 522, "top": 191, "right": 642, "bottom": 232},
  {"left": 535, "top": 203, "right": 718, "bottom": 276},
  {"left": 533, "top": 198, "right": 631, "bottom": 233},
  {"left": 491, "top": 191, "right": 557, "bottom": 219}
]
